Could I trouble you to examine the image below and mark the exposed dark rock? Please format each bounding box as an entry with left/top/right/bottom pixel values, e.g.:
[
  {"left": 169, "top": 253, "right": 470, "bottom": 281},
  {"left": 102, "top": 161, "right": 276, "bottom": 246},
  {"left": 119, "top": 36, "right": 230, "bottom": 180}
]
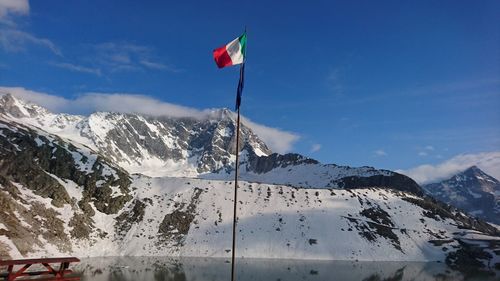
[
  {"left": 358, "top": 206, "right": 402, "bottom": 251},
  {"left": 0, "top": 181, "right": 72, "bottom": 254},
  {"left": 336, "top": 173, "right": 423, "bottom": 195},
  {"left": 0, "top": 241, "right": 12, "bottom": 260},
  {"left": 115, "top": 199, "right": 147, "bottom": 237},
  {"left": 0, "top": 119, "right": 132, "bottom": 214},
  {"left": 428, "top": 239, "right": 454, "bottom": 246},
  {"left": 360, "top": 206, "right": 394, "bottom": 227},
  {"left": 69, "top": 213, "right": 94, "bottom": 240},
  {"left": 78, "top": 200, "right": 95, "bottom": 217},
  {"left": 0, "top": 128, "right": 71, "bottom": 207},
  {"left": 158, "top": 188, "right": 203, "bottom": 246},
  {"left": 401, "top": 195, "right": 499, "bottom": 236},
  {"left": 159, "top": 210, "right": 194, "bottom": 237},
  {"left": 245, "top": 151, "right": 319, "bottom": 174},
  {"left": 446, "top": 239, "right": 498, "bottom": 275}
]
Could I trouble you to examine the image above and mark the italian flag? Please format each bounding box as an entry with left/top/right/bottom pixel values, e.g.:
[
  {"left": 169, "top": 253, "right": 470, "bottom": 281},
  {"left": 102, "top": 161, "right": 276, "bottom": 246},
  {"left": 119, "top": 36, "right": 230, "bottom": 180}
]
[{"left": 213, "top": 33, "right": 247, "bottom": 68}]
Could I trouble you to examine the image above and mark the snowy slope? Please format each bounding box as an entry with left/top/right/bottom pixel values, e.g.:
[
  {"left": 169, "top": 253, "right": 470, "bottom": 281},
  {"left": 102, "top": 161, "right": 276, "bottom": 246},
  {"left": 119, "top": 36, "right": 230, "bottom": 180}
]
[{"left": 1, "top": 174, "right": 499, "bottom": 264}]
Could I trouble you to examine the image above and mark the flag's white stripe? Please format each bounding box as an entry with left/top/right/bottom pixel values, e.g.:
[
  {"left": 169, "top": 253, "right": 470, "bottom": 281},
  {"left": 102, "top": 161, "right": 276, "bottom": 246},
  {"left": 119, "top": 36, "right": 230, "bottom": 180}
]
[{"left": 226, "top": 37, "right": 244, "bottom": 65}]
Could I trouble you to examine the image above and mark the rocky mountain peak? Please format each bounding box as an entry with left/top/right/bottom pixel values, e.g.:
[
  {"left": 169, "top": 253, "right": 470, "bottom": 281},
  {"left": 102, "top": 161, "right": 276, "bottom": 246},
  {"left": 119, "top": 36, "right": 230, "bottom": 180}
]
[
  {"left": 446, "top": 166, "right": 499, "bottom": 193},
  {"left": 209, "top": 107, "right": 234, "bottom": 121},
  {"left": 423, "top": 166, "right": 499, "bottom": 224},
  {"left": 0, "top": 93, "right": 49, "bottom": 118},
  {"left": 0, "top": 94, "right": 274, "bottom": 176},
  {"left": 462, "top": 166, "right": 498, "bottom": 182}
]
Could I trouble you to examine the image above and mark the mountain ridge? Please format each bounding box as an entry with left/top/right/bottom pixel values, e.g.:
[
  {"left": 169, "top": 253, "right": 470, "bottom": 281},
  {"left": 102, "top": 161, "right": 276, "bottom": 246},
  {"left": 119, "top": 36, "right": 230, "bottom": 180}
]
[
  {"left": 423, "top": 166, "right": 500, "bottom": 225},
  {"left": 0, "top": 93, "right": 498, "bottom": 271},
  {"left": 0, "top": 93, "right": 422, "bottom": 194}
]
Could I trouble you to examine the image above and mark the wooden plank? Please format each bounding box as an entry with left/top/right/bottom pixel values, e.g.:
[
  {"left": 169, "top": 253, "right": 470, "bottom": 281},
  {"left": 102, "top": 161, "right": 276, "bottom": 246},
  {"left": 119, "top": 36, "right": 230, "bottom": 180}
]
[{"left": 0, "top": 257, "right": 79, "bottom": 266}]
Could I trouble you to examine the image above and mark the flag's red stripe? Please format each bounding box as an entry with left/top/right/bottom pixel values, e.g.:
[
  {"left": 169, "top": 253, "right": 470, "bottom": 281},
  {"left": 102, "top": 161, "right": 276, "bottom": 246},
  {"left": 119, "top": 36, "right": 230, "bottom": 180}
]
[{"left": 213, "top": 46, "right": 233, "bottom": 68}]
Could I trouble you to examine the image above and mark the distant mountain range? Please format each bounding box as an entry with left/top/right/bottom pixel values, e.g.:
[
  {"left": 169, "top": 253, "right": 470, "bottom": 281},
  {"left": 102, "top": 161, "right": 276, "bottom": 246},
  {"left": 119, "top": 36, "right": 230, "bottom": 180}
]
[
  {"left": 0, "top": 93, "right": 498, "bottom": 271},
  {"left": 0, "top": 93, "right": 421, "bottom": 193},
  {"left": 423, "top": 166, "right": 500, "bottom": 225}
]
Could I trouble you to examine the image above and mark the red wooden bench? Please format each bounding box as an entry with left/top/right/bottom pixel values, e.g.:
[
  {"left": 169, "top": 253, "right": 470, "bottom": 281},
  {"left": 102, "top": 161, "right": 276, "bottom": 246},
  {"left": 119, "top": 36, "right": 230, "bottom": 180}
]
[{"left": 0, "top": 257, "right": 80, "bottom": 281}]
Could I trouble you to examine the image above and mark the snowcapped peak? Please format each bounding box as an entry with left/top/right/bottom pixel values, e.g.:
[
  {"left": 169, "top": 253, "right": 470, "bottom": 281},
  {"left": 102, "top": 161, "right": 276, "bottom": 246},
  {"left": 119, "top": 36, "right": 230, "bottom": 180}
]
[
  {"left": 463, "top": 165, "right": 495, "bottom": 180},
  {"left": 451, "top": 166, "right": 499, "bottom": 185},
  {"left": 205, "top": 107, "right": 236, "bottom": 123},
  {"left": 0, "top": 93, "right": 51, "bottom": 119},
  {"left": 423, "top": 165, "right": 500, "bottom": 224},
  {"left": 0, "top": 94, "right": 272, "bottom": 177}
]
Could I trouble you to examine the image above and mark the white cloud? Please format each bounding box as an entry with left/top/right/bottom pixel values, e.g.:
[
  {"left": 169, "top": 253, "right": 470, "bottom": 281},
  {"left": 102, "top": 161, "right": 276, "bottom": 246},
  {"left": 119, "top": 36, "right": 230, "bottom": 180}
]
[
  {"left": 416, "top": 145, "right": 434, "bottom": 157},
  {"left": 50, "top": 62, "right": 101, "bottom": 76},
  {"left": 0, "top": 87, "right": 69, "bottom": 110},
  {"left": 139, "top": 60, "right": 183, "bottom": 72},
  {"left": 0, "top": 86, "right": 299, "bottom": 153},
  {"left": 0, "top": 29, "right": 61, "bottom": 55},
  {"left": 73, "top": 92, "right": 206, "bottom": 119},
  {"left": 89, "top": 42, "right": 179, "bottom": 74},
  {"left": 0, "top": 87, "right": 208, "bottom": 119},
  {"left": 374, "top": 149, "right": 387, "bottom": 157},
  {"left": 418, "top": 151, "right": 428, "bottom": 157},
  {"left": 241, "top": 116, "right": 300, "bottom": 154},
  {"left": 397, "top": 151, "right": 500, "bottom": 184},
  {"left": 0, "top": 0, "right": 29, "bottom": 21},
  {"left": 310, "top": 144, "right": 321, "bottom": 153},
  {"left": 0, "top": 1, "right": 61, "bottom": 57}
]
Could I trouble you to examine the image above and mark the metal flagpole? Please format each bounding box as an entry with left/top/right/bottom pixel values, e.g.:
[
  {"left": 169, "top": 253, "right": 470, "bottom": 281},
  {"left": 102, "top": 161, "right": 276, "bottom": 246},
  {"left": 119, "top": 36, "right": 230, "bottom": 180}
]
[
  {"left": 231, "top": 101, "right": 240, "bottom": 281},
  {"left": 231, "top": 27, "right": 246, "bottom": 281}
]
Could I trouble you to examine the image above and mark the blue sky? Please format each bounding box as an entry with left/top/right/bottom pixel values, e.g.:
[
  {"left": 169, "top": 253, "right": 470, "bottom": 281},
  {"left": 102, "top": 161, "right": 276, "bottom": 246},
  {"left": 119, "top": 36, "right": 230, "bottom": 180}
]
[{"left": 0, "top": 0, "right": 499, "bottom": 175}]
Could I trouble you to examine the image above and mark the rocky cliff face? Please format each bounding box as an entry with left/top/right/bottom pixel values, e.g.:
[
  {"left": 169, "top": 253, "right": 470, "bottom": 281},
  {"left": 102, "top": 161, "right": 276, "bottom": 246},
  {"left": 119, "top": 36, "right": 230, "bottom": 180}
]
[
  {"left": 0, "top": 118, "right": 134, "bottom": 258},
  {"left": 0, "top": 119, "right": 132, "bottom": 212},
  {"left": 423, "top": 166, "right": 500, "bottom": 225}
]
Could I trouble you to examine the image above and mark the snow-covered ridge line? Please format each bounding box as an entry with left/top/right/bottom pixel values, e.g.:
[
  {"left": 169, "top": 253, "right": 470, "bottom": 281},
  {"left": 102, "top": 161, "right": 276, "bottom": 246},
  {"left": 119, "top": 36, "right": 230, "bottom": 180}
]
[
  {"left": 0, "top": 93, "right": 271, "bottom": 176},
  {"left": 0, "top": 93, "right": 417, "bottom": 194}
]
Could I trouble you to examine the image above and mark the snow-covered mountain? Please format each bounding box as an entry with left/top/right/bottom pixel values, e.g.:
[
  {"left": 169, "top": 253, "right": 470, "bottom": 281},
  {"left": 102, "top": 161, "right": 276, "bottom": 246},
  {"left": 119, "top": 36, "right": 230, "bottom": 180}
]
[
  {"left": 423, "top": 166, "right": 500, "bottom": 225},
  {"left": 0, "top": 93, "right": 421, "bottom": 194},
  {"left": 0, "top": 93, "right": 269, "bottom": 177},
  {"left": 0, "top": 93, "right": 499, "bottom": 271},
  {"left": 0, "top": 120, "right": 498, "bottom": 264}
]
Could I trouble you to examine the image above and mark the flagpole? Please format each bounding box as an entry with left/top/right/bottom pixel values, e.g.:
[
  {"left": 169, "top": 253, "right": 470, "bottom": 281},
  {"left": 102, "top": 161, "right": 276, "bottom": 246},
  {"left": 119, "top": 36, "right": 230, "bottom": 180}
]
[
  {"left": 230, "top": 27, "right": 246, "bottom": 281},
  {"left": 231, "top": 62, "right": 243, "bottom": 281}
]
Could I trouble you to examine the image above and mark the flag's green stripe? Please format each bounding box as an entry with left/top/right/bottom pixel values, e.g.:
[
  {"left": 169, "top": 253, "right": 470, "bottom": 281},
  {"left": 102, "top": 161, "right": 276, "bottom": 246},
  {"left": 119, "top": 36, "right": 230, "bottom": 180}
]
[{"left": 238, "top": 33, "right": 247, "bottom": 58}]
